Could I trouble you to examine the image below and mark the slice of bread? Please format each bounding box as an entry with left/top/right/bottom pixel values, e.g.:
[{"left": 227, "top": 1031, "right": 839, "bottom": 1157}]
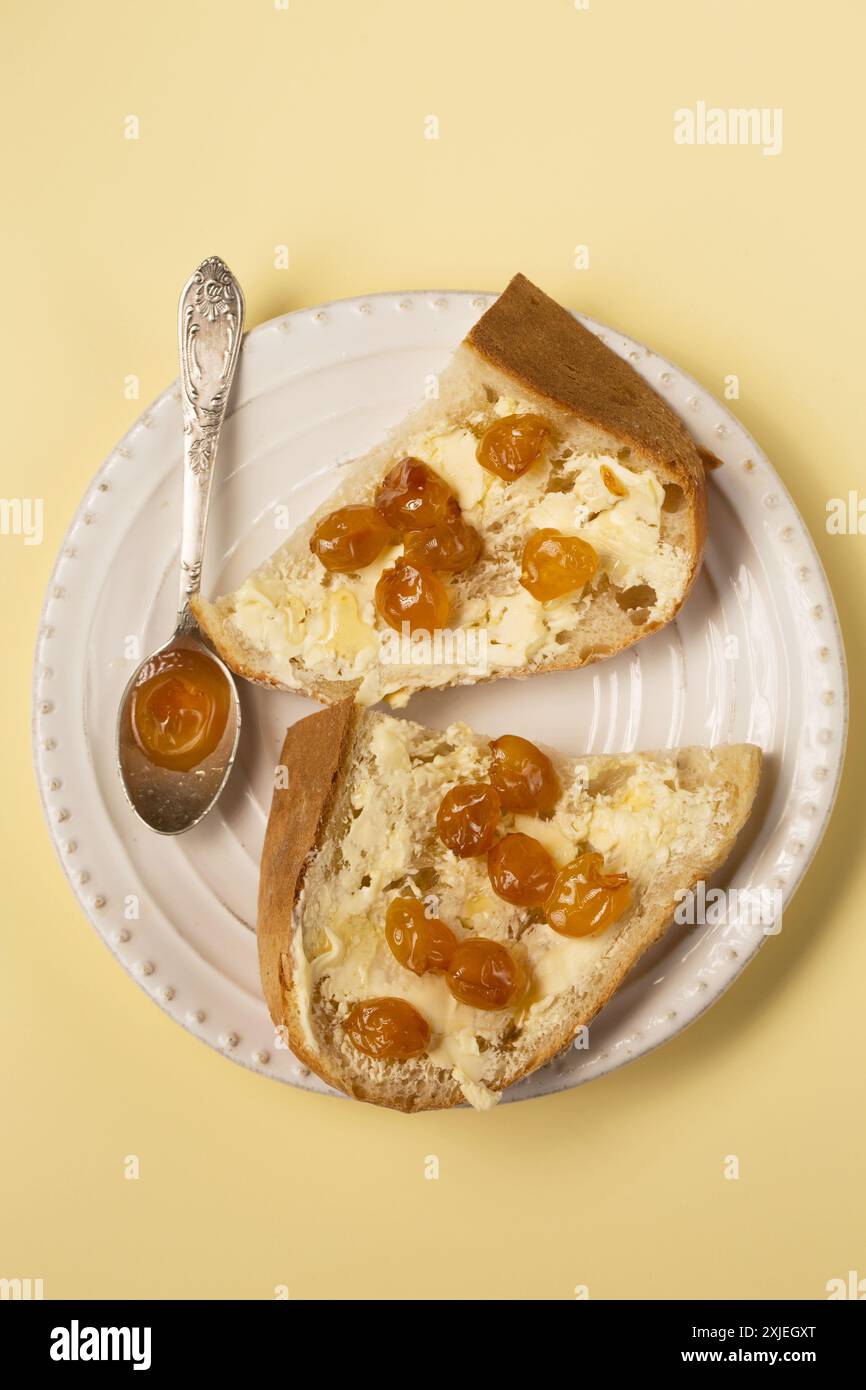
[
  {"left": 260, "top": 703, "right": 761, "bottom": 1112},
  {"left": 193, "top": 275, "right": 707, "bottom": 708}
]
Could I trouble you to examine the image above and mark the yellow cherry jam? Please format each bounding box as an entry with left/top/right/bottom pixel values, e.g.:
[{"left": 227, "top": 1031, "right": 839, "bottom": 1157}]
[
  {"left": 129, "top": 647, "right": 231, "bottom": 772},
  {"left": 477, "top": 413, "right": 550, "bottom": 481},
  {"left": 545, "top": 852, "right": 631, "bottom": 938},
  {"left": 520, "top": 529, "right": 598, "bottom": 602},
  {"left": 345, "top": 997, "right": 431, "bottom": 1059},
  {"left": 385, "top": 898, "right": 458, "bottom": 976},
  {"left": 446, "top": 938, "right": 525, "bottom": 1011}
]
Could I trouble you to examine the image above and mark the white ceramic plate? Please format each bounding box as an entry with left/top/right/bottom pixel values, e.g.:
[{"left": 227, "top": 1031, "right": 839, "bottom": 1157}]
[{"left": 32, "top": 291, "right": 847, "bottom": 1104}]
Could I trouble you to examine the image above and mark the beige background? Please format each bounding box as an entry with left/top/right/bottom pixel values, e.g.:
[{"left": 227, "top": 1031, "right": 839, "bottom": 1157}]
[{"left": 2, "top": 0, "right": 863, "bottom": 1299}]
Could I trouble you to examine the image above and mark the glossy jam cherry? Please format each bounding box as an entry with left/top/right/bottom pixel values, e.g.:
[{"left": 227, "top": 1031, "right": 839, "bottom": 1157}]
[
  {"left": 375, "top": 458, "right": 454, "bottom": 530},
  {"left": 489, "top": 734, "right": 561, "bottom": 815},
  {"left": 385, "top": 898, "right": 458, "bottom": 976},
  {"left": 487, "top": 832, "right": 556, "bottom": 907},
  {"left": 446, "top": 938, "right": 525, "bottom": 1011},
  {"left": 129, "top": 647, "right": 231, "bottom": 772},
  {"left": 402, "top": 501, "right": 482, "bottom": 574},
  {"left": 520, "top": 529, "right": 599, "bottom": 602},
  {"left": 310, "top": 504, "right": 394, "bottom": 573},
  {"left": 545, "top": 852, "right": 631, "bottom": 937},
  {"left": 345, "top": 997, "right": 431, "bottom": 1059},
  {"left": 436, "top": 783, "right": 502, "bottom": 858},
  {"left": 375, "top": 560, "right": 450, "bottom": 634},
  {"left": 476, "top": 413, "right": 550, "bottom": 481}
]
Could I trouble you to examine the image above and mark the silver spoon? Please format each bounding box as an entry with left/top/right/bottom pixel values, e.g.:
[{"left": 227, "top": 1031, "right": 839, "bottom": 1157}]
[{"left": 116, "top": 256, "right": 244, "bottom": 834}]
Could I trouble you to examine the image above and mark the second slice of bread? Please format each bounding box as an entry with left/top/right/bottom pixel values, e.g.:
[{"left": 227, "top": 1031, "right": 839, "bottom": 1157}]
[{"left": 259, "top": 704, "right": 762, "bottom": 1111}]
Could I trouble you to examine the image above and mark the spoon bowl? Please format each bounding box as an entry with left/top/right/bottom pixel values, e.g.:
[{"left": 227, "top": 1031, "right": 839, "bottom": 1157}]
[
  {"left": 116, "top": 630, "right": 241, "bottom": 835},
  {"left": 116, "top": 256, "right": 245, "bottom": 835}
]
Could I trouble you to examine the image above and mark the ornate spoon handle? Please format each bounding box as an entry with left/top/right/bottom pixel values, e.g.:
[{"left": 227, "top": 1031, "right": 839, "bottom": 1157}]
[{"left": 176, "top": 255, "right": 245, "bottom": 628}]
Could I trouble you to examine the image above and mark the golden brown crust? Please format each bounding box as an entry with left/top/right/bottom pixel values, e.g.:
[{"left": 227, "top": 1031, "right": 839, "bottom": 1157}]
[
  {"left": 697, "top": 445, "right": 724, "bottom": 472},
  {"left": 324, "top": 1066, "right": 463, "bottom": 1114},
  {"left": 468, "top": 274, "right": 705, "bottom": 498},
  {"left": 257, "top": 700, "right": 357, "bottom": 1024}
]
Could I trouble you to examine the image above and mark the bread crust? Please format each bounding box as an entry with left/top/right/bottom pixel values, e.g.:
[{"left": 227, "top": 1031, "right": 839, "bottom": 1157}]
[
  {"left": 468, "top": 275, "right": 706, "bottom": 494},
  {"left": 263, "top": 708, "right": 762, "bottom": 1111},
  {"left": 257, "top": 701, "right": 357, "bottom": 1024}
]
